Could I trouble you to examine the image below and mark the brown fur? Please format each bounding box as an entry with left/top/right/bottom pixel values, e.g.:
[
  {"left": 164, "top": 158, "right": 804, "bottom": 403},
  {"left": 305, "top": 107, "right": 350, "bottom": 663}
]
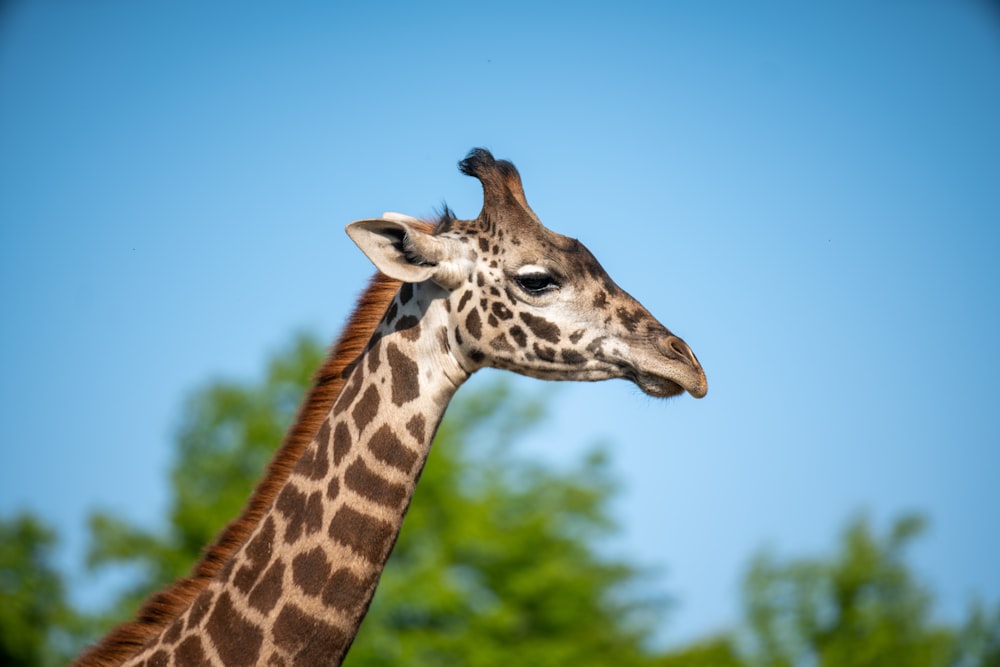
[{"left": 73, "top": 269, "right": 408, "bottom": 666}]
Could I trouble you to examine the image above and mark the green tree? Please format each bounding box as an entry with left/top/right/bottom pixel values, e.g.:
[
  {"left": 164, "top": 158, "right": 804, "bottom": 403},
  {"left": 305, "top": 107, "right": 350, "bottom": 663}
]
[
  {"left": 84, "top": 332, "right": 669, "bottom": 665},
  {"left": 0, "top": 513, "right": 88, "bottom": 667},
  {"left": 655, "top": 635, "right": 743, "bottom": 667},
  {"left": 738, "top": 514, "right": 1000, "bottom": 667}
]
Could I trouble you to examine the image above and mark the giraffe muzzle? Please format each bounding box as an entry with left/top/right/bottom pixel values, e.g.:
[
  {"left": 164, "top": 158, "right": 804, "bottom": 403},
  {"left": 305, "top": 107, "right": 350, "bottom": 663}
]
[
  {"left": 660, "top": 335, "right": 707, "bottom": 399},
  {"left": 628, "top": 334, "right": 707, "bottom": 399}
]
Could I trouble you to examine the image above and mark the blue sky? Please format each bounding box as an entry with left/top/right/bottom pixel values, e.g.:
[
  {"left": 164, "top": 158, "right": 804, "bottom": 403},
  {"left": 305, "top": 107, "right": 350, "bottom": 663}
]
[{"left": 2, "top": 1, "right": 998, "bottom": 647}]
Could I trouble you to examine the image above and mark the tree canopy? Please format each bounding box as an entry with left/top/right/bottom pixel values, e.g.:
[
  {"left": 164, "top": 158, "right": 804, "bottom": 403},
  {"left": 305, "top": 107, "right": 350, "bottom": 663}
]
[
  {"left": 739, "top": 514, "right": 1000, "bottom": 667},
  {"left": 0, "top": 513, "right": 97, "bottom": 667}
]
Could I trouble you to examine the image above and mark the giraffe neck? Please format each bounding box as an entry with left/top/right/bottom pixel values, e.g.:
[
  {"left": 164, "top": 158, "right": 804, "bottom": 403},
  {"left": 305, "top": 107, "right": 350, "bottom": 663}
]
[{"left": 125, "top": 283, "right": 469, "bottom": 666}]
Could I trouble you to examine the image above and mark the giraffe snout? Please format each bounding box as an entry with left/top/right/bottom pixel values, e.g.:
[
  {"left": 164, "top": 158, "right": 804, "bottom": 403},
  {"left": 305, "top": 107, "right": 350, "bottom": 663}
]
[{"left": 656, "top": 335, "right": 708, "bottom": 398}]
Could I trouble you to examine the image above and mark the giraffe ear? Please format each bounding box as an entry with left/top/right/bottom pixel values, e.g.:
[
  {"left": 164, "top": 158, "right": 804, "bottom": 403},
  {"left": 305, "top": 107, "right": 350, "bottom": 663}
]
[{"left": 346, "top": 218, "right": 465, "bottom": 289}]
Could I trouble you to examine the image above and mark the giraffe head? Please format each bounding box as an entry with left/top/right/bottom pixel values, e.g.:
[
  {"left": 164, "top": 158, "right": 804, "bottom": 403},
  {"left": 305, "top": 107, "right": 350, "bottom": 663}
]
[{"left": 346, "top": 148, "right": 707, "bottom": 399}]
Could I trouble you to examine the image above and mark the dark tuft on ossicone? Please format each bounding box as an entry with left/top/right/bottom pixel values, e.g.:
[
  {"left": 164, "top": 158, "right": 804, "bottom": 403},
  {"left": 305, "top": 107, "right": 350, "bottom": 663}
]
[
  {"left": 458, "top": 148, "right": 535, "bottom": 224},
  {"left": 458, "top": 147, "right": 496, "bottom": 177},
  {"left": 459, "top": 148, "right": 521, "bottom": 182}
]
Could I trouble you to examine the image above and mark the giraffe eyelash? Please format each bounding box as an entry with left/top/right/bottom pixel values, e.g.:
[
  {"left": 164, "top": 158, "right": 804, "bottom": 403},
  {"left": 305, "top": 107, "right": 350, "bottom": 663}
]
[{"left": 514, "top": 271, "right": 559, "bottom": 294}]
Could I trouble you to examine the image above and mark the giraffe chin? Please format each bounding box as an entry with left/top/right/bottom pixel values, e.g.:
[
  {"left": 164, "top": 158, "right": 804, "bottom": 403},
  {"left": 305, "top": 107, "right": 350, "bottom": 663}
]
[{"left": 631, "top": 370, "right": 708, "bottom": 399}]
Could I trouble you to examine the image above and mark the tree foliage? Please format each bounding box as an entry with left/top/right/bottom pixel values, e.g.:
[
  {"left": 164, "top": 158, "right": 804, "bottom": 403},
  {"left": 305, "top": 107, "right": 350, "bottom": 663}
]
[
  {"left": 738, "top": 514, "right": 1000, "bottom": 667},
  {"left": 0, "top": 513, "right": 88, "bottom": 667}
]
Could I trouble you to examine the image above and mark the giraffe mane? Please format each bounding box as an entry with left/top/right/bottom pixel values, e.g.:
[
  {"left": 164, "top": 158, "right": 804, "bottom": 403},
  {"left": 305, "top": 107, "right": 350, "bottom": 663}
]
[{"left": 73, "top": 248, "right": 423, "bottom": 665}]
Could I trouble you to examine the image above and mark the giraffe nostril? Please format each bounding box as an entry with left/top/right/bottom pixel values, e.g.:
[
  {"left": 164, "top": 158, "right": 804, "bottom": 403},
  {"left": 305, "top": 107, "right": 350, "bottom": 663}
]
[{"left": 660, "top": 335, "right": 699, "bottom": 368}]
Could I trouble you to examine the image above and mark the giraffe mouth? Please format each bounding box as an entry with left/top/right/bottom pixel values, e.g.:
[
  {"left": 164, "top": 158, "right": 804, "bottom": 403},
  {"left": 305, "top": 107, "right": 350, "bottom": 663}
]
[
  {"left": 634, "top": 374, "right": 689, "bottom": 399},
  {"left": 631, "top": 369, "right": 707, "bottom": 399}
]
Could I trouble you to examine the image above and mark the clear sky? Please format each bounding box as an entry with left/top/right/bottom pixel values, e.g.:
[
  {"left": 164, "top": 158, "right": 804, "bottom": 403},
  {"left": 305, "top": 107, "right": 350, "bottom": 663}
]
[{"left": 2, "top": 0, "right": 998, "bottom": 647}]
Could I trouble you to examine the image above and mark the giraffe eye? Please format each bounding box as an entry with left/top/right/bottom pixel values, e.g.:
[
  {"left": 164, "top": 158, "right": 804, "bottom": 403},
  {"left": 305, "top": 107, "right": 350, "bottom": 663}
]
[{"left": 515, "top": 272, "right": 558, "bottom": 294}]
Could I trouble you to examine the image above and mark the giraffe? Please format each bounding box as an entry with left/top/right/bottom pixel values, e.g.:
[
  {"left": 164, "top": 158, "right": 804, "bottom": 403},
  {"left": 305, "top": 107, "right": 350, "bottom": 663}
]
[{"left": 73, "top": 148, "right": 707, "bottom": 667}]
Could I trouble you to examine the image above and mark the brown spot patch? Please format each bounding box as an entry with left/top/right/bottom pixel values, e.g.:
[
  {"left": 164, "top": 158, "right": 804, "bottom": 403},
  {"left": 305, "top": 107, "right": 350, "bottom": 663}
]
[
  {"left": 328, "top": 506, "right": 395, "bottom": 563},
  {"left": 187, "top": 589, "right": 214, "bottom": 629},
  {"left": 491, "top": 334, "right": 513, "bottom": 352},
  {"left": 394, "top": 315, "right": 421, "bottom": 341},
  {"left": 333, "top": 421, "right": 351, "bottom": 466},
  {"left": 406, "top": 414, "right": 426, "bottom": 442},
  {"left": 510, "top": 325, "right": 527, "bottom": 348},
  {"left": 617, "top": 306, "right": 642, "bottom": 334},
  {"left": 491, "top": 301, "right": 513, "bottom": 321},
  {"left": 147, "top": 650, "right": 168, "bottom": 667},
  {"left": 206, "top": 592, "right": 263, "bottom": 667},
  {"left": 569, "top": 329, "right": 585, "bottom": 344},
  {"left": 333, "top": 369, "right": 364, "bottom": 415},
  {"left": 218, "top": 556, "right": 236, "bottom": 585},
  {"left": 233, "top": 563, "right": 257, "bottom": 596},
  {"left": 234, "top": 516, "right": 276, "bottom": 592},
  {"left": 273, "top": 603, "right": 349, "bottom": 665},
  {"left": 369, "top": 424, "right": 417, "bottom": 473},
  {"left": 322, "top": 568, "right": 375, "bottom": 612},
  {"left": 457, "top": 290, "right": 473, "bottom": 312},
  {"left": 352, "top": 385, "right": 381, "bottom": 433},
  {"left": 519, "top": 312, "right": 560, "bottom": 344},
  {"left": 292, "top": 547, "right": 332, "bottom": 597},
  {"left": 163, "top": 616, "right": 183, "bottom": 645},
  {"left": 465, "top": 308, "right": 482, "bottom": 340},
  {"left": 304, "top": 491, "right": 324, "bottom": 535},
  {"left": 533, "top": 342, "right": 557, "bottom": 362},
  {"left": 438, "top": 327, "right": 451, "bottom": 355},
  {"left": 366, "top": 337, "right": 383, "bottom": 374},
  {"left": 386, "top": 342, "right": 420, "bottom": 406},
  {"left": 562, "top": 349, "right": 586, "bottom": 365},
  {"left": 345, "top": 458, "right": 408, "bottom": 509},
  {"left": 327, "top": 475, "right": 340, "bottom": 500},
  {"left": 593, "top": 291, "right": 608, "bottom": 309},
  {"left": 299, "top": 419, "right": 331, "bottom": 480},
  {"left": 586, "top": 336, "right": 607, "bottom": 355},
  {"left": 176, "top": 636, "right": 208, "bottom": 664},
  {"left": 276, "top": 485, "right": 308, "bottom": 544},
  {"left": 399, "top": 282, "right": 414, "bottom": 305},
  {"left": 246, "top": 516, "right": 275, "bottom": 565},
  {"left": 248, "top": 560, "right": 285, "bottom": 615}
]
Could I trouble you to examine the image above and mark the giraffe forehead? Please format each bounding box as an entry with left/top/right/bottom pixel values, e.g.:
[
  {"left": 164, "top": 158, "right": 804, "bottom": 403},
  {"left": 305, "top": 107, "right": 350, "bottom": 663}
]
[{"left": 458, "top": 222, "right": 608, "bottom": 281}]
